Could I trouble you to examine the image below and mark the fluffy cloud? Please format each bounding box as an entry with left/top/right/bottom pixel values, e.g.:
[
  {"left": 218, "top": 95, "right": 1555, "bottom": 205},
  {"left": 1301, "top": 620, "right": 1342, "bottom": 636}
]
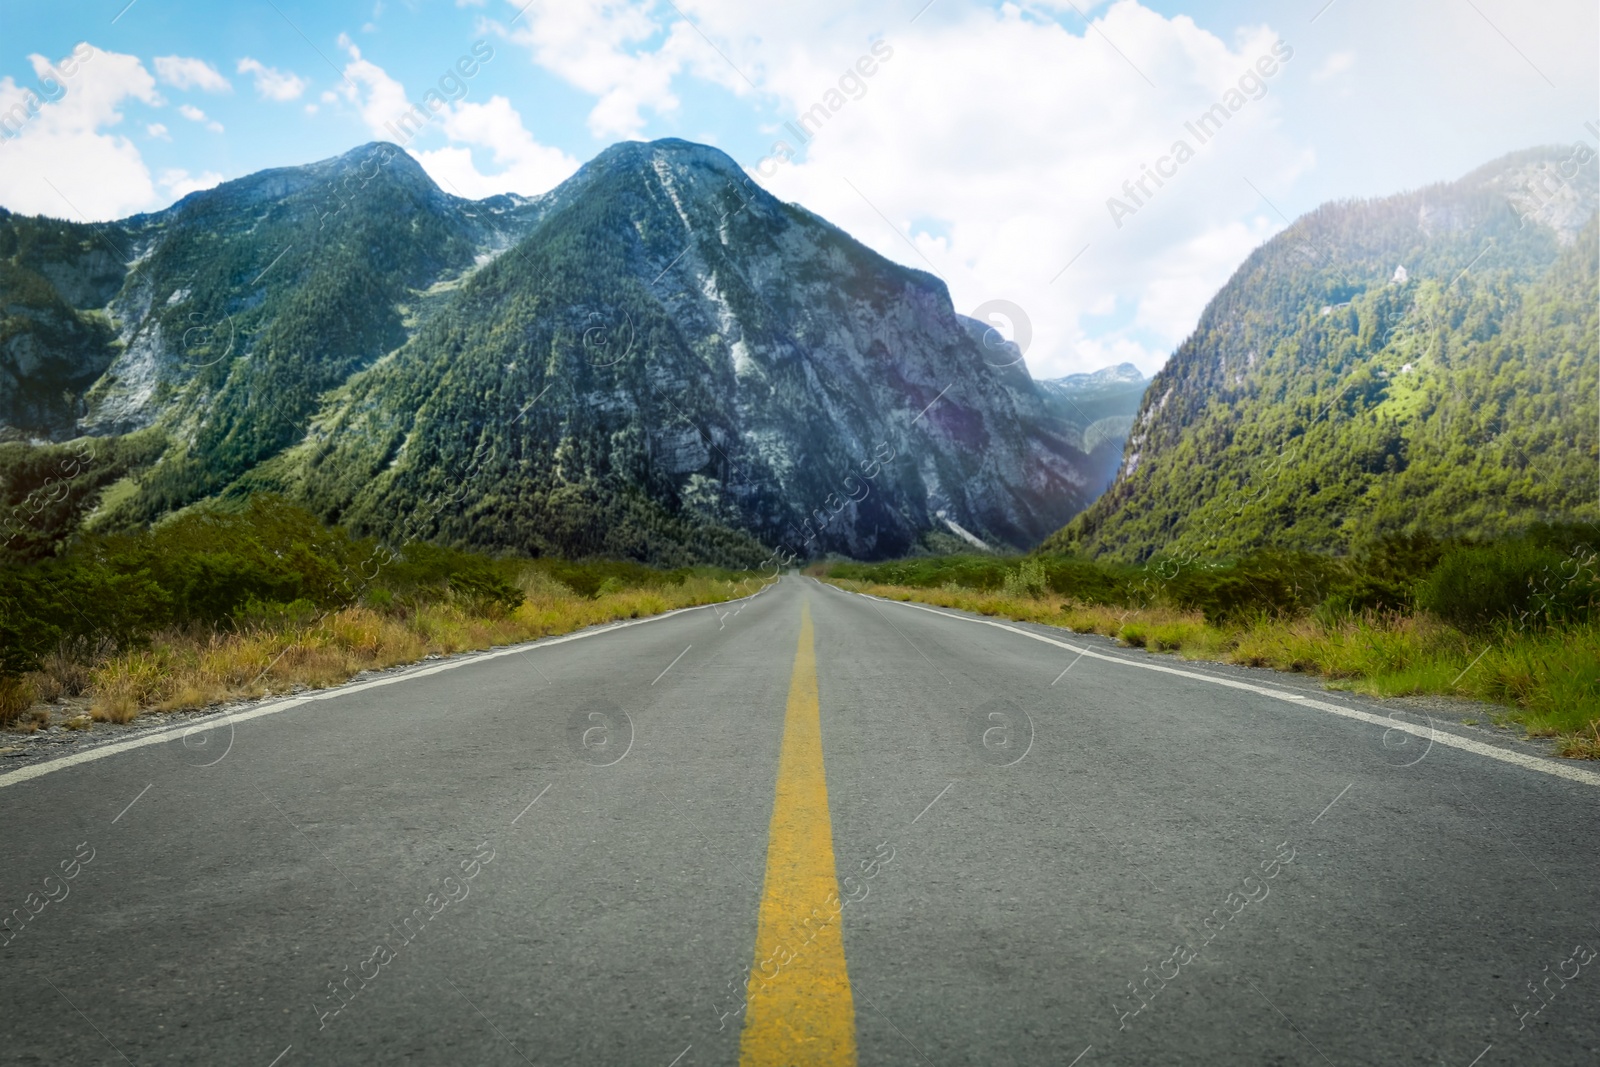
[
  {"left": 492, "top": 0, "right": 1595, "bottom": 377},
  {"left": 154, "top": 55, "right": 231, "bottom": 92},
  {"left": 415, "top": 96, "right": 580, "bottom": 196},
  {"left": 0, "top": 44, "right": 159, "bottom": 220},
  {"left": 236, "top": 57, "right": 309, "bottom": 101},
  {"left": 488, "top": 1, "right": 1304, "bottom": 375},
  {"left": 757, "top": 3, "right": 1307, "bottom": 377},
  {"left": 159, "top": 167, "right": 225, "bottom": 199},
  {"left": 336, "top": 39, "right": 577, "bottom": 197},
  {"left": 501, "top": 0, "right": 750, "bottom": 138},
  {"left": 1312, "top": 51, "right": 1354, "bottom": 81},
  {"left": 336, "top": 37, "right": 415, "bottom": 137},
  {"left": 177, "top": 102, "right": 224, "bottom": 133},
  {"left": 146, "top": 121, "right": 170, "bottom": 139}
]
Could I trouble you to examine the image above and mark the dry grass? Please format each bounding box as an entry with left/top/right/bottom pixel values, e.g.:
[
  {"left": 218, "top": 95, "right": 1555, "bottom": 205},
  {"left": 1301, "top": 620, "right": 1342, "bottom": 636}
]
[
  {"left": 0, "top": 675, "right": 36, "bottom": 727},
  {"left": 61, "top": 573, "right": 761, "bottom": 727},
  {"left": 1558, "top": 722, "right": 1600, "bottom": 759},
  {"left": 90, "top": 650, "right": 167, "bottom": 723},
  {"left": 30, "top": 650, "right": 92, "bottom": 703},
  {"left": 824, "top": 578, "right": 1600, "bottom": 759}
]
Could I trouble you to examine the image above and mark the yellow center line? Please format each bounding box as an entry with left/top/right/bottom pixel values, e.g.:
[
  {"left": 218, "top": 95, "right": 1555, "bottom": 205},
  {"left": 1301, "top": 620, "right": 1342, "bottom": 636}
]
[{"left": 739, "top": 600, "right": 857, "bottom": 1066}]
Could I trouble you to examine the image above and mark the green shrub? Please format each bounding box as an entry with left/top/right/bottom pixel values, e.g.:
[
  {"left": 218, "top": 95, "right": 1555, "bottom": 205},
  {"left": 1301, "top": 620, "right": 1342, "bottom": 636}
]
[
  {"left": 1001, "top": 559, "right": 1047, "bottom": 598},
  {"left": 1417, "top": 541, "right": 1592, "bottom": 631},
  {"left": 825, "top": 552, "right": 1138, "bottom": 603},
  {"left": 233, "top": 597, "right": 320, "bottom": 630},
  {"left": 1166, "top": 551, "right": 1344, "bottom": 624}
]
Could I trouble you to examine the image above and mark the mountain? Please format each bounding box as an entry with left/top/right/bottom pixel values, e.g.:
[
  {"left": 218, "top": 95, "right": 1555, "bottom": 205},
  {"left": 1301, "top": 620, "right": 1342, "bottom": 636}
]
[
  {"left": 1047, "top": 145, "right": 1599, "bottom": 561},
  {"left": 0, "top": 215, "right": 124, "bottom": 432},
  {"left": 1035, "top": 363, "right": 1146, "bottom": 498},
  {"left": 0, "top": 139, "right": 1115, "bottom": 565}
]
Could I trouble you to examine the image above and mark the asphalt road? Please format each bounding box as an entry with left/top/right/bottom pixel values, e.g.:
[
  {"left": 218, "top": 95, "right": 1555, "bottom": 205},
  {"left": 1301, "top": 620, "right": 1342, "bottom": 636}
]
[{"left": 2, "top": 575, "right": 1597, "bottom": 1066}]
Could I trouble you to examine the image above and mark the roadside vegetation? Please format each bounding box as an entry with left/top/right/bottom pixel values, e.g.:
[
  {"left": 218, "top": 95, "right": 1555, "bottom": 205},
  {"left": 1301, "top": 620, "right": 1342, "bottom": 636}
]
[
  {"left": 816, "top": 528, "right": 1600, "bottom": 759},
  {"left": 0, "top": 495, "right": 761, "bottom": 731}
]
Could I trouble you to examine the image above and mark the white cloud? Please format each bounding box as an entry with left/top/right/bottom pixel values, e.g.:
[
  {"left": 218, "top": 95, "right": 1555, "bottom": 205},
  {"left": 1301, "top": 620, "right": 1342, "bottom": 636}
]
[
  {"left": 236, "top": 57, "right": 309, "bottom": 101},
  {"left": 146, "top": 121, "right": 170, "bottom": 139},
  {"left": 487, "top": 0, "right": 1596, "bottom": 377},
  {"left": 488, "top": 1, "right": 1303, "bottom": 375},
  {"left": 159, "top": 167, "right": 225, "bottom": 199},
  {"left": 177, "top": 102, "right": 224, "bottom": 132},
  {"left": 0, "top": 44, "right": 160, "bottom": 221},
  {"left": 501, "top": 0, "right": 732, "bottom": 138},
  {"left": 337, "top": 39, "right": 413, "bottom": 137},
  {"left": 742, "top": 2, "right": 1304, "bottom": 377},
  {"left": 1312, "top": 50, "right": 1355, "bottom": 81},
  {"left": 154, "top": 55, "right": 231, "bottom": 92},
  {"left": 336, "top": 40, "right": 577, "bottom": 196},
  {"left": 415, "top": 96, "right": 580, "bottom": 196}
]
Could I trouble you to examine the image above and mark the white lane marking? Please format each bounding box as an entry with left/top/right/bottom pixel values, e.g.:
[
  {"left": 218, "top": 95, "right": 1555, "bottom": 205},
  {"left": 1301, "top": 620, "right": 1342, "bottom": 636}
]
[
  {"left": 0, "top": 582, "right": 776, "bottom": 792},
  {"left": 826, "top": 586, "right": 1600, "bottom": 789}
]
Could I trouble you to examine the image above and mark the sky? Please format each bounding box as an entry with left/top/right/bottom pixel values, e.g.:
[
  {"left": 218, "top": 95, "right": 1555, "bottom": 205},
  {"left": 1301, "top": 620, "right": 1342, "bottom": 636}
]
[{"left": 0, "top": 0, "right": 1594, "bottom": 380}]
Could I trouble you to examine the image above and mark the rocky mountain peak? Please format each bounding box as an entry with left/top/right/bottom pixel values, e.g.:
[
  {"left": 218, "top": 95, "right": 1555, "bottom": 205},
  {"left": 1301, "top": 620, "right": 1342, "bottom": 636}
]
[{"left": 1, "top": 137, "right": 1131, "bottom": 562}]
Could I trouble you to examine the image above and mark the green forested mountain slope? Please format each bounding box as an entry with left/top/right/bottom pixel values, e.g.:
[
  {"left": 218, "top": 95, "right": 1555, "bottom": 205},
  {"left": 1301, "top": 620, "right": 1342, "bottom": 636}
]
[
  {"left": 2, "top": 140, "right": 1107, "bottom": 565},
  {"left": 272, "top": 140, "right": 1099, "bottom": 563},
  {"left": 1049, "top": 146, "right": 1599, "bottom": 560}
]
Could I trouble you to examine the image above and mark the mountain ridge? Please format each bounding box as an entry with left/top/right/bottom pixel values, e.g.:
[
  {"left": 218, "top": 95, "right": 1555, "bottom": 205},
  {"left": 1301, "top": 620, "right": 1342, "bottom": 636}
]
[
  {"left": 1, "top": 137, "right": 1125, "bottom": 564},
  {"left": 1048, "top": 144, "right": 1599, "bottom": 560}
]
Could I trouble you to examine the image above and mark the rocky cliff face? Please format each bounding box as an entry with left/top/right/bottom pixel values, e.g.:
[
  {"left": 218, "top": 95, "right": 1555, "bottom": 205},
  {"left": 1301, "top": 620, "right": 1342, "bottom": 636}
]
[
  {"left": 0, "top": 213, "right": 123, "bottom": 435},
  {"left": 0, "top": 139, "right": 1118, "bottom": 563}
]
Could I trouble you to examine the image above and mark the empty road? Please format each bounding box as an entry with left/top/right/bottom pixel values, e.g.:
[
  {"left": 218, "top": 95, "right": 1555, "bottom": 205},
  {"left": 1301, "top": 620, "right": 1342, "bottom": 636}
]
[{"left": 2, "top": 575, "right": 1597, "bottom": 1065}]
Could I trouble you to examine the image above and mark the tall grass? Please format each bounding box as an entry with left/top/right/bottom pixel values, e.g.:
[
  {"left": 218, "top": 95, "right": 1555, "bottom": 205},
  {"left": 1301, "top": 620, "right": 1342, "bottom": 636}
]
[
  {"left": 822, "top": 576, "right": 1600, "bottom": 759},
  {"left": 51, "top": 571, "right": 759, "bottom": 726},
  {"left": 1, "top": 493, "right": 768, "bottom": 730}
]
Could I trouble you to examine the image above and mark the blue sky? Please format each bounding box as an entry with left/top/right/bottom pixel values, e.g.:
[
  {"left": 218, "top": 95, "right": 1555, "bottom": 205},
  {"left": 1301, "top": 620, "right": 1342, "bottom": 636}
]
[{"left": 0, "top": 0, "right": 1594, "bottom": 378}]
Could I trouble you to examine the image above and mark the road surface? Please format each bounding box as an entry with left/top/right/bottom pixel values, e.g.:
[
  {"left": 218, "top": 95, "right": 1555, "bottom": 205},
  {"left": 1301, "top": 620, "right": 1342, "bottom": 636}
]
[{"left": 2, "top": 575, "right": 1597, "bottom": 1065}]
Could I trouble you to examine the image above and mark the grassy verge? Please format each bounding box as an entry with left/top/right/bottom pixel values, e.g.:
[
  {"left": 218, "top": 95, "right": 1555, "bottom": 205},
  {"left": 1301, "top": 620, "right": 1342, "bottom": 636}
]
[
  {"left": 9, "top": 569, "right": 764, "bottom": 731},
  {"left": 0, "top": 492, "right": 770, "bottom": 733},
  {"left": 819, "top": 577, "right": 1600, "bottom": 760}
]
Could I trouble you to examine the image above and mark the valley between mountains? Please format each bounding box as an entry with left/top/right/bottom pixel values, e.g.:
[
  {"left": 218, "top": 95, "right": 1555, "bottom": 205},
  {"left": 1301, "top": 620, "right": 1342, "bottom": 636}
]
[{"left": 1, "top": 116, "right": 1598, "bottom": 1067}]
